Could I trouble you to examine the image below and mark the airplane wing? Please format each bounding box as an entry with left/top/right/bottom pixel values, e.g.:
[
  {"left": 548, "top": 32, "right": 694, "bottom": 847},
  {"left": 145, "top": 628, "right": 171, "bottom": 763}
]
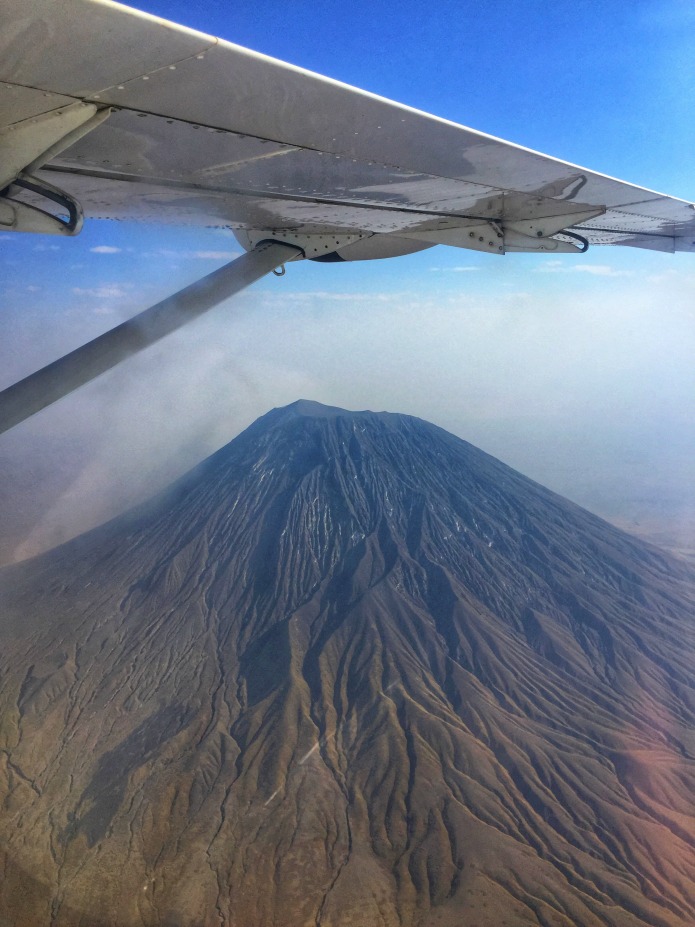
[{"left": 2, "top": 0, "right": 694, "bottom": 258}]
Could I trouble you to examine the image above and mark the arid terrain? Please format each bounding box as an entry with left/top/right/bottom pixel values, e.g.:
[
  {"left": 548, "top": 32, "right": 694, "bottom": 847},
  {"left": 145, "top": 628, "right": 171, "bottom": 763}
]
[{"left": 1, "top": 400, "right": 694, "bottom": 926}]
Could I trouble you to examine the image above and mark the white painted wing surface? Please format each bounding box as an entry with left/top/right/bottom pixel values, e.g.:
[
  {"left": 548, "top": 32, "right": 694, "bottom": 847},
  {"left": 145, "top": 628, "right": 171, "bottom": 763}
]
[{"left": 1, "top": 0, "right": 694, "bottom": 255}]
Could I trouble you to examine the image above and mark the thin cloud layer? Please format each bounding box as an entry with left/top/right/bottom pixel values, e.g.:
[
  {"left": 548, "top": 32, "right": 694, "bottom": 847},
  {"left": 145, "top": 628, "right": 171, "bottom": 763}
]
[
  {"left": 573, "top": 264, "right": 633, "bottom": 277},
  {"left": 71, "top": 284, "right": 130, "bottom": 299},
  {"left": 536, "top": 261, "right": 633, "bottom": 277}
]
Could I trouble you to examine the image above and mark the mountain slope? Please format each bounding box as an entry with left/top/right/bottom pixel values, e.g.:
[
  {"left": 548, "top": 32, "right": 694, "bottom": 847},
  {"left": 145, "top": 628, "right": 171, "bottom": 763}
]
[{"left": 1, "top": 400, "right": 694, "bottom": 927}]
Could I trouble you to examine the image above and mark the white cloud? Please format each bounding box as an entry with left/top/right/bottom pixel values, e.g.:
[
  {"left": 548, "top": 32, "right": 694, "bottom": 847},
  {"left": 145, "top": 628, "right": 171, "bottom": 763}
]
[
  {"left": 90, "top": 245, "right": 122, "bottom": 254},
  {"left": 536, "top": 261, "right": 632, "bottom": 277},
  {"left": 646, "top": 268, "right": 695, "bottom": 286},
  {"left": 429, "top": 265, "right": 480, "bottom": 273},
  {"left": 145, "top": 249, "right": 180, "bottom": 259},
  {"left": 535, "top": 261, "right": 565, "bottom": 273},
  {"left": 192, "top": 250, "right": 240, "bottom": 260},
  {"left": 71, "top": 284, "right": 128, "bottom": 298},
  {"left": 143, "top": 248, "right": 240, "bottom": 261},
  {"left": 573, "top": 265, "right": 632, "bottom": 277}
]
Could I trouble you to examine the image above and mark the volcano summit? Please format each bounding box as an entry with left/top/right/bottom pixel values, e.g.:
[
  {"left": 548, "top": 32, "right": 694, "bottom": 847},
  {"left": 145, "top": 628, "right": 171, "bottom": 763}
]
[{"left": 1, "top": 400, "right": 694, "bottom": 927}]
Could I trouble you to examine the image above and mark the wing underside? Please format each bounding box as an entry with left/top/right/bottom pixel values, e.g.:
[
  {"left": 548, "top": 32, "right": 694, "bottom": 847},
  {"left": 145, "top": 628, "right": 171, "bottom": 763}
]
[{"left": 1, "top": 0, "right": 694, "bottom": 255}]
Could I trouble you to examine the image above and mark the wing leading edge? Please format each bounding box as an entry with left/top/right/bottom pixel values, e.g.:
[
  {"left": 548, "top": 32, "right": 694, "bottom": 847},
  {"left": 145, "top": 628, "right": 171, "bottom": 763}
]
[{"left": 1, "top": 0, "right": 694, "bottom": 258}]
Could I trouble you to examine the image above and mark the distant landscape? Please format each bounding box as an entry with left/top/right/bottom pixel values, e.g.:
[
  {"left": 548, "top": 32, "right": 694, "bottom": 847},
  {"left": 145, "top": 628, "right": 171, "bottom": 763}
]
[{"left": 1, "top": 401, "right": 694, "bottom": 926}]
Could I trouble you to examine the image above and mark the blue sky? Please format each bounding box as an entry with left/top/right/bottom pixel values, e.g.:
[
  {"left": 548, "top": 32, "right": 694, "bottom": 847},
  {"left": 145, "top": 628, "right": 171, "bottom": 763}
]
[{"left": 1, "top": 0, "right": 694, "bottom": 558}]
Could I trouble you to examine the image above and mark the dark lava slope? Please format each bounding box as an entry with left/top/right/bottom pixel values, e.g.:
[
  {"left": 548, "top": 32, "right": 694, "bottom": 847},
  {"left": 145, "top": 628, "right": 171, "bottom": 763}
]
[{"left": 1, "top": 400, "right": 695, "bottom": 927}]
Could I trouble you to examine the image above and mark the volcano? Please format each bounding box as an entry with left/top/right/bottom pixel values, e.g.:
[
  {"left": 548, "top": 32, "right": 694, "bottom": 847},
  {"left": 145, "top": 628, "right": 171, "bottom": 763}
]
[{"left": 1, "top": 400, "right": 694, "bottom": 927}]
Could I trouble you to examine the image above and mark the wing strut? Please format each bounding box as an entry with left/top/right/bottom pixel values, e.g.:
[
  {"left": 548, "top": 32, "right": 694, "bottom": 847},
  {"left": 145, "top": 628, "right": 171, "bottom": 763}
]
[{"left": 0, "top": 240, "right": 302, "bottom": 435}]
